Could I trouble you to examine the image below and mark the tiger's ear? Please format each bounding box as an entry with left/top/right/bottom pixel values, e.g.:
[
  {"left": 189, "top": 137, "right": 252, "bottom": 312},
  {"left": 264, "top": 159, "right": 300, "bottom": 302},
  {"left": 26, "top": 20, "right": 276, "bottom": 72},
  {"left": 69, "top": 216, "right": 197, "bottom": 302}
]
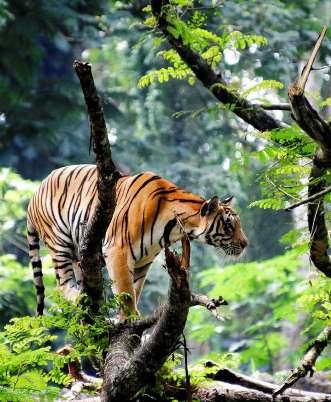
[
  {"left": 222, "top": 195, "right": 234, "bottom": 206},
  {"left": 201, "top": 196, "right": 219, "bottom": 216}
]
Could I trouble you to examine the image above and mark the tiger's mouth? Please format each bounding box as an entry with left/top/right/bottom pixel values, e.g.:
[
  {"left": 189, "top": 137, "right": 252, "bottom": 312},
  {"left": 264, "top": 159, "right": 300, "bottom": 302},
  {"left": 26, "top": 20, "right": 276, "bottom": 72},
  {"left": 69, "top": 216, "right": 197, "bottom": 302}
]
[{"left": 221, "top": 242, "right": 247, "bottom": 257}]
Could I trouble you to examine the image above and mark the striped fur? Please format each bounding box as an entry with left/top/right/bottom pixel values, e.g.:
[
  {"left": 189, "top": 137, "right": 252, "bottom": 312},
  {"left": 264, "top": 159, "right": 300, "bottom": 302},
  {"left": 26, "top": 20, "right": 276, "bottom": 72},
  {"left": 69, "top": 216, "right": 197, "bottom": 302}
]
[{"left": 27, "top": 164, "right": 247, "bottom": 318}]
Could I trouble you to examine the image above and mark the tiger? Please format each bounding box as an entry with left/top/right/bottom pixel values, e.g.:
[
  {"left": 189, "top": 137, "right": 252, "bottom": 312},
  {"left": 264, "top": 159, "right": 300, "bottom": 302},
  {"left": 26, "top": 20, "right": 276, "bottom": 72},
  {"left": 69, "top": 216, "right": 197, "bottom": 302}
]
[{"left": 27, "top": 164, "right": 248, "bottom": 319}]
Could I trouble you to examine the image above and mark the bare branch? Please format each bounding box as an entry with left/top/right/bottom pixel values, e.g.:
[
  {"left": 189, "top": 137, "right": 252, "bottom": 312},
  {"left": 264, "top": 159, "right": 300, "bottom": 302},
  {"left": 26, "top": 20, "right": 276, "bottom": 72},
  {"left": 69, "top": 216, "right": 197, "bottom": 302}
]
[
  {"left": 296, "top": 27, "right": 328, "bottom": 92},
  {"left": 273, "top": 326, "right": 331, "bottom": 398},
  {"left": 74, "top": 61, "right": 120, "bottom": 312},
  {"left": 288, "top": 28, "right": 331, "bottom": 167},
  {"left": 285, "top": 185, "right": 331, "bottom": 211}
]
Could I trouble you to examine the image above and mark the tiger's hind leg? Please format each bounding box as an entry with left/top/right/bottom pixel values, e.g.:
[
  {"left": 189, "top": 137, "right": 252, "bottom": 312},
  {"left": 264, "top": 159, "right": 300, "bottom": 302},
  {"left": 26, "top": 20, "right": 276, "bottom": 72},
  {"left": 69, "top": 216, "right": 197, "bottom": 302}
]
[{"left": 49, "top": 250, "right": 81, "bottom": 302}]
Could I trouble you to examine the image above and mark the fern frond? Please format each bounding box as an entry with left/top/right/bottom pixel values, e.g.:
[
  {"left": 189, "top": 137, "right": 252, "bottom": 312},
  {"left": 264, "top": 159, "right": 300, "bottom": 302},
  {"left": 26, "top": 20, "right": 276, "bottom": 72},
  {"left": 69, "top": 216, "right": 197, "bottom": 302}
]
[
  {"left": 241, "top": 80, "right": 284, "bottom": 98},
  {"left": 249, "top": 198, "right": 284, "bottom": 210}
]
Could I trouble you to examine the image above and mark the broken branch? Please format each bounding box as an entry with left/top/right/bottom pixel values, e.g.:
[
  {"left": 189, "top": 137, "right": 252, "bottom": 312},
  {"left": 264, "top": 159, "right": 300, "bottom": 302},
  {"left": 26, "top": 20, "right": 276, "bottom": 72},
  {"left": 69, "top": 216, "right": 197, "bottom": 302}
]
[
  {"left": 191, "top": 293, "right": 228, "bottom": 321},
  {"left": 287, "top": 27, "right": 331, "bottom": 278},
  {"left": 296, "top": 27, "right": 328, "bottom": 93}
]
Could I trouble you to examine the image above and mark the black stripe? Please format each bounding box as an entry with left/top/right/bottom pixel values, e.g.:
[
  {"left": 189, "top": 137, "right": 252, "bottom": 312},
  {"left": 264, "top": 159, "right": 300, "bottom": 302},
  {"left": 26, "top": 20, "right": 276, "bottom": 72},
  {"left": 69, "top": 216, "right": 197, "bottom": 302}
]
[
  {"left": 140, "top": 212, "right": 145, "bottom": 259},
  {"left": 207, "top": 215, "right": 219, "bottom": 235},
  {"left": 128, "top": 234, "right": 136, "bottom": 261},
  {"left": 60, "top": 277, "right": 72, "bottom": 286},
  {"left": 36, "top": 285, "right": 45, "bottom": 295},
  {"left": 37, "top": 302, "right": 44, "bottom": 316},
  {"left": 129, "top": 175, "right": 161, "bottom": 204},
  {"left": 29, "top": 244, "right": 40, "bottom": 250},
  {"left": 151, "top": 197, "right": 162, "bottom": 245},
  {"left": 177, "top": 199, "right": 204, "bottom": 204},
  {"left": 121, "top": 177, "right": 160, "bottom": 247},
  {"left": 33, "top": 271, "right": 43, "bottom": 278},
  {"left": 163, "top": 218, "right": 177, "bottom": 246},
  {"left": 63, "top": 268, "right": 73, "bottom": 275},
  {"left": 56, "top": 262, "right": 72, "bottom": 270},
  {"left": 134, "top": 274, "right": 146, "bottom": 283},
  {"left": 151, "top": 188, "right": 177, "bottom": 199},
  {"left": 32, "top": 260, "right": 42, "bottom": 268}
]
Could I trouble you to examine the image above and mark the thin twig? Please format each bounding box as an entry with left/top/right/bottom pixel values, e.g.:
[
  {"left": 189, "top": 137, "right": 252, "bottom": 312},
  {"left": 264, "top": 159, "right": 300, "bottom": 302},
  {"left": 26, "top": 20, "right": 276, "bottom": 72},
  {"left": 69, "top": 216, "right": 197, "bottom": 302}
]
[
  {"left": 182, "top": 333, "right": 192, "bottom": 402},
  {"left": 266, "top": 176, "right": 300, "bottom": 201},
  {"left": 285, "top": 185, "right": 331, "bottom": 211}
]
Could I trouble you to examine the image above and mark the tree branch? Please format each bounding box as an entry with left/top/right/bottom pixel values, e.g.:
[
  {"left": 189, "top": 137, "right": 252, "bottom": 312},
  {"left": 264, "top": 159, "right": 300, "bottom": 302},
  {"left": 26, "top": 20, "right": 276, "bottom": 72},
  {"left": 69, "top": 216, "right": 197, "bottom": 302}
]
[
  {"left": 273, "top": 326, "right": 331, "bottom": 398},
  {"left": 256, "top": 103, "right": 291, "bottom": 111},
  {"left": 285, "top": 185, "right": 331, "bottom": 211},
  {"left": 296, "top": 27, "right": 328, "bottom": 92},
  {"left": 100, "top": 240, "right": 192, "bottom": 402},
  {"left": 196, "top": 382, "right": 331, "bottom": 402},
  {"left": 74, "top": 61, "right": 120, "bottom": 313},
  {"left": 190, "top": 293, "right": 228, "bottom": 321},
  {"left": 151, "top": 0, "right": 282, "bottom": 132},
  {"left": 308, "top": 166, "right": 331, "bottom": 276},
  {"left": 288, "top": 27, "right": 331, "bottom": 167},
  {"left": 287, "top": 28, "right": 331, "bottom": 278}
]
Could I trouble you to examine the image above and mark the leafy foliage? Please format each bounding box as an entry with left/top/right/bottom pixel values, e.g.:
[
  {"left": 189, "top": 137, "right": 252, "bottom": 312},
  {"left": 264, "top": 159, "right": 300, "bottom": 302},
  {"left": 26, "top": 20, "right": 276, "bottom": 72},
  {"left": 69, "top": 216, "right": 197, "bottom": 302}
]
[
  {"left": 1, "top": 0, "right": 331, "bottom": 394},
  {"left": 0, "top": 168, "right": 38, "bottom": 256},
  {"left": 187, "top": 236, "right": 331, "bottom": 373},
  {"left": 0, "top": 291, "right": 115, "bottom": 401}
]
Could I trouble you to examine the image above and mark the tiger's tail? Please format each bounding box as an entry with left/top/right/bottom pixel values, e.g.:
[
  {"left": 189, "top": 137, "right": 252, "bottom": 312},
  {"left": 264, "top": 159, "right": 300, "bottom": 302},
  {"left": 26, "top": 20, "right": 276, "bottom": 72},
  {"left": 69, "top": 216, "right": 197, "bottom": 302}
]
[{"left": 27, "top": 220, "right": 45, "bottom": 315}]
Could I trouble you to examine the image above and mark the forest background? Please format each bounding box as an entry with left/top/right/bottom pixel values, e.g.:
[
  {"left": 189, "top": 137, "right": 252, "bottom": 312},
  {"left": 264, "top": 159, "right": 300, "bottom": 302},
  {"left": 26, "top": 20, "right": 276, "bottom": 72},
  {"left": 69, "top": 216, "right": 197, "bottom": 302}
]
[{"left": 0, "top": 0, "right": 331, "bottom": 400}]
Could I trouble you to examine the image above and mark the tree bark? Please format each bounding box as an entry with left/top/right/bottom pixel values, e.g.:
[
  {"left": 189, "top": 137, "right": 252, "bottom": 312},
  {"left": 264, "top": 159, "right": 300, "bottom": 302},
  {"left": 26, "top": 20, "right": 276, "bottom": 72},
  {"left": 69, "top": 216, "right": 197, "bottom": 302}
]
[
  {"left": 73, "top": 61, "right": 120, "bottom": 312},
  {"left": 101, "top": 244, "right": 192, "bottom": 402},
  {"left": 286, "top": 28, "right": 331, "bottom": 278}
]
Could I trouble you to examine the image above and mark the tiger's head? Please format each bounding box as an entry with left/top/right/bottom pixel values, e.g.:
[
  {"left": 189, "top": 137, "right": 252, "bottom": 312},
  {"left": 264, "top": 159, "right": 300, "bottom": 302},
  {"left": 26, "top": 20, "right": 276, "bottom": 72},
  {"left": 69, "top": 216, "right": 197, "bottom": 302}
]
[{"left": 189, "top": 195, "right": 248, "bottom": 257}]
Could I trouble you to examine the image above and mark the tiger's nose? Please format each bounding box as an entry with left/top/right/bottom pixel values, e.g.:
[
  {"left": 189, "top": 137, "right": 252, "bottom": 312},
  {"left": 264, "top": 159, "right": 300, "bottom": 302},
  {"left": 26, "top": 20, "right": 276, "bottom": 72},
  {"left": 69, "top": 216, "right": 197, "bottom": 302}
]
[{"left": 240, "top": 238, "right": 248, "bottom": 249}]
